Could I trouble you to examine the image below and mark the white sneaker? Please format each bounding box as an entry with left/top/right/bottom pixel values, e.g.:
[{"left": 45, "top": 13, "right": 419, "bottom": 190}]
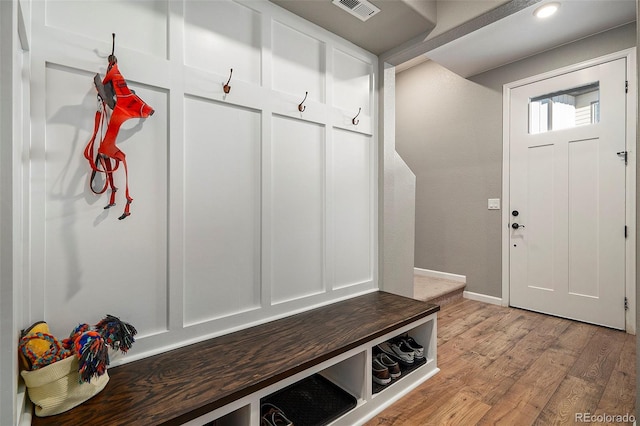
[
  {"left": 400, "top": 336, "right": 425, "bottom": 359},
  {"left": 377, "top": 341, "right": 414, "bottom": 365}
]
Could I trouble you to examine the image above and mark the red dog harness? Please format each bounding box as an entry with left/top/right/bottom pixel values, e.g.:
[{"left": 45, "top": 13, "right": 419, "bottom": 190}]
[{"left": 84, "top": 40, "right": 154, "bottom": 220}]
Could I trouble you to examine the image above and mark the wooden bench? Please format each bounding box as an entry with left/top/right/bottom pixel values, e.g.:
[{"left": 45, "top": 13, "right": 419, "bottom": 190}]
[{"left": 31, "top": 291, "right": 439, "bottom": 425}]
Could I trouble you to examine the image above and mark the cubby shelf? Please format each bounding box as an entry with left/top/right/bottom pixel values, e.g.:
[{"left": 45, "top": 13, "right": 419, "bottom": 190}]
[{"left": 371, "top": 322, "right": 436, "bottom": 395}]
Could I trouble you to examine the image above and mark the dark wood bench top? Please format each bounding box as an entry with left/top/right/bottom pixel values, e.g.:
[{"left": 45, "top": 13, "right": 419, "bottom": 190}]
[{"left": 32, "top": 291, "right": 439, "bottom": 425}]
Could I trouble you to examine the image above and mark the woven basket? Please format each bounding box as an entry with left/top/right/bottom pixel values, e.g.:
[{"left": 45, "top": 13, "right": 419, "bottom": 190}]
[{"left": 21, "top": 356, "right": 109, "bottom": 417}]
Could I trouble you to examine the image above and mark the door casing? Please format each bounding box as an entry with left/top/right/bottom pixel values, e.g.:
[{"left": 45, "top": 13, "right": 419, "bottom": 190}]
[{"left": 501, "top": 48, "right": 637, "bottom": 334}]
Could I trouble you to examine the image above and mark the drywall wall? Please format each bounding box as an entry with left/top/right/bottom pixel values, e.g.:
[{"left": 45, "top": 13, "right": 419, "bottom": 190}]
[
  {"left": 397, "top": 59, "right": 501, "bottom": 296},
  {"left": 396, "top": 22, "right": 636, "bottom": 298}
]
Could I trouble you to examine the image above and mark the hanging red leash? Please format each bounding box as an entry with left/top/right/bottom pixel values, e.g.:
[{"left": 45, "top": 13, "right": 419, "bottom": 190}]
[{"left": 84, "top": 34, "right": 154, "bottom": 220}]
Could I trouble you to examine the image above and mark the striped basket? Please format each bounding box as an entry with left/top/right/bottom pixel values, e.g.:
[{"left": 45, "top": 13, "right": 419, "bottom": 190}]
[{"left": 21, "top": 356, "right": 109, "bottom": 417}]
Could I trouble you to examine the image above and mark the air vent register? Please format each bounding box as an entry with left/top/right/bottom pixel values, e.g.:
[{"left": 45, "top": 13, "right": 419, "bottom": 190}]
[{"left": 332, "top": 0, "right": 381, "bottom": 22}]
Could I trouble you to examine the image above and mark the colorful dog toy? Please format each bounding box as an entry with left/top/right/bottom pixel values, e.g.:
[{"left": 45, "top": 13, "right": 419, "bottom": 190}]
[{"left": 19, "top": 314, "right": 137, "bottom": 383}]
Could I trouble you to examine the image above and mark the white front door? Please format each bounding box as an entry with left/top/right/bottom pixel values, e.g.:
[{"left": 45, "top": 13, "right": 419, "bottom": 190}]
[{"left": 509, "top": 58, "right": 627, "bottom": 329}]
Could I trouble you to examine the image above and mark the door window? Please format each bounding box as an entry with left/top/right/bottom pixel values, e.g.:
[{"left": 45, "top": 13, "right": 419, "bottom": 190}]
[{"left": 529, "top": 82, "right": 599, "bottom": 134}]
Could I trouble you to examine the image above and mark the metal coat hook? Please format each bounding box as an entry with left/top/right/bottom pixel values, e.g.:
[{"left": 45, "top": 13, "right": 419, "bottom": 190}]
[
  {"left": 298, "top": 91, "right": 308, "bottom": 112},
  {"left": 108, "top": 33, "right": 117, "bottom": 65},
  {"left": 223, "top": 68, "right": 233, "bottom": 94},
  {"left": 352, "top": 107, "right": 361, "bottom": 125}
]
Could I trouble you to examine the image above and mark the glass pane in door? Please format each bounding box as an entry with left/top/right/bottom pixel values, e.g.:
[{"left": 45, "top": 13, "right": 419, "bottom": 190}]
[{"left": 529, "top": 82, "right": 599, "bottom": 134}]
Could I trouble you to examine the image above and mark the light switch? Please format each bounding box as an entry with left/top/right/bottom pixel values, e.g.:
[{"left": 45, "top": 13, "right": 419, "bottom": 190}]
[{"left": 488, "top": 198, "right": 501, "bottom": 210}]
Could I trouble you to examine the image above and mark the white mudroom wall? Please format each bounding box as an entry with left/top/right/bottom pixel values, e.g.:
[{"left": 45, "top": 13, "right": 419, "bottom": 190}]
[{"left": 21, "top": 0, "right": 377, "bottom": 365}]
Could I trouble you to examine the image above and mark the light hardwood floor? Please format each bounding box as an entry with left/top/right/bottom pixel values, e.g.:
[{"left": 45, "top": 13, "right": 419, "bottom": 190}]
[{"left": 366, "top": 298, "right": 636, "bottom": 425}]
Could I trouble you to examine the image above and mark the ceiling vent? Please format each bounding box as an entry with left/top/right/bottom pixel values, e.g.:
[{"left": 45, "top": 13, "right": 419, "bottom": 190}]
[{"left": 332, "top": 0, "right": 380, "bottom": 22}]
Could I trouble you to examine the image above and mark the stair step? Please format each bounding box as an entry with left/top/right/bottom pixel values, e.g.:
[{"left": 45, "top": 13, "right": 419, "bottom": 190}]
[{"left": 413, "top": 275, "right": 465, "bottom": 307}]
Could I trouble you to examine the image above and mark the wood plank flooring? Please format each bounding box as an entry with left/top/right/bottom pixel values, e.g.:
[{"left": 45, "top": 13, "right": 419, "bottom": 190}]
[{"left": 366, "top": 298, "right": 636, "bottom": 426}]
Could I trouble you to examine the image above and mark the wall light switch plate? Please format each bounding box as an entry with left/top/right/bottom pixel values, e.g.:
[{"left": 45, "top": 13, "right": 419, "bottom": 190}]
[{"left": 488, "top": 198, "right": 501, "bottom": 210}]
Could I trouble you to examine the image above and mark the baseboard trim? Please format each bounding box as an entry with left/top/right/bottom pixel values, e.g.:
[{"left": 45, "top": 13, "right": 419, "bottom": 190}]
[
  {"left": 463, "top": 291, "right": 503, "bottom": 306},
  {"left": 414, "top": 268, "right": 466, "bottom": 283}
]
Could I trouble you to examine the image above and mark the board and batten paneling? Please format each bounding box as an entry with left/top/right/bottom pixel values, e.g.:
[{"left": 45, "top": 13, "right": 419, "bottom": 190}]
[
  {"left": 183, "top": 97, "right": 261, "bottom": 326},
  {"left": 41, "top": 62, "right": 169, "bottom": 340},
  {"left": 332, "top": 128, "right": 373, "bottom": 289},
  {"left": 24, "top": 0, "right": 377, "bottom": 364},
  {"left": 333, "top": 48, "right": 372, "bottom": 114},
  {"left": 271, "top": 116, "right": 325, "bottom": 303},
  {"left": 272, "top": 21, "right": 325, "bottom": 103},
  {"left": 184, "top": 0, "right": 261, "bottom": 86},
  {"left": 45, "top": 0, "right": 169, "bottom": 60}
]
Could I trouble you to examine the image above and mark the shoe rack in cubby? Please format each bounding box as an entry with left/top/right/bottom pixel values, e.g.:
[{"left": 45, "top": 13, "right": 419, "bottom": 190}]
[
  {"left": 371, "top": 321, "right": 436, "bottom": 395},
  {"left": 359, "top": 315, "right": 438, "bottom": 423}
]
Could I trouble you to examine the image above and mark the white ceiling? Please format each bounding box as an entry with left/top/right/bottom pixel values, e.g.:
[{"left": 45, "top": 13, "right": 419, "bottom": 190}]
[
  {"left": 270, "top": 0, "right": 636, "bottom": 77},
  {"left": 426, "top": 0, "right": 637, "bottom": 77}
]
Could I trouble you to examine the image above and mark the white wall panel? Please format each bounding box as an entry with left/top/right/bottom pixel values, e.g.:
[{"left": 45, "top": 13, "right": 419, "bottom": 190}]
[
  {"left": 23, "top": 0, "right": 377, "bottom": 369},
  {"left": 271, "top": 116, "right": 324, "bottom": 303},
  {"left": 183, "top": 97, "right": 261, "bottom": 325},
  {"left": 272, "top": 21, "right": 324, "bottom": 102},
  {"left": 43, "top": 63, "right": 168, "bottom": 339},
  {"left": 184, "top": 0, "right": 261, "bottom": 86},
  {"left": 333, "top": 49, "right": 371, "bottom": 114},
  {"left": 332, "top": 129, "right": 373, "bottom": 288},
  {"left": 45, "top": 0, "right": 168, "bottom": 59}
]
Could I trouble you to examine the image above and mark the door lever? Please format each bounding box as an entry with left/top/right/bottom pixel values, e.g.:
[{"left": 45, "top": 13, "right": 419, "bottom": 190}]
[
  {"left": 512, "top": 223, "right": 525, "bottom": 229},
  {"left": 617, "top": 151, "right": 628, "bottom": 165}
]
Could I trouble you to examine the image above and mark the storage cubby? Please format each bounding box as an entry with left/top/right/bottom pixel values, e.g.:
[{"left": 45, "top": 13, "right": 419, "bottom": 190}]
[
  {"left": 204, "top": 405, "right": 251, "bottom": 426},
  {"left": 319, "top": 350, "right": 367, "bottom": 402},
  {"left": 371, "top": 320, "right": 436, "bottom": 395},
  {"left": 260, "top": 374, "right": 357, "bottom": 426},
  {"left": 255, "top": 349, "right": 365, "bottom": 425}
]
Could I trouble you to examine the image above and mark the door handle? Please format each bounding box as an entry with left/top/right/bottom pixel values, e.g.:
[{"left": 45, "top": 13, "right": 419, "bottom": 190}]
[{"left": 512, "top": 223, "right": 525, "bottom": 229}]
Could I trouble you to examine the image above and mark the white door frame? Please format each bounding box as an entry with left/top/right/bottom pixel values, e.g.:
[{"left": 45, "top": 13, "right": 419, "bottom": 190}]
[{"left": 501, "top": 48, "right": 637, "bottom": 334}]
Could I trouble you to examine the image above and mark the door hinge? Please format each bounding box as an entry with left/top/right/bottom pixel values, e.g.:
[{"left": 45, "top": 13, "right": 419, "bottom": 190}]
[
  {"left": 617, "top": 151, "right": 628, "bottom": 165},
  {"left": 625, "top": 80, "right": 629, "bottom": 93},
  {"left": 625, "top": 297, "right": 629, "bottom": 311},
  {"left": 625, "top": 225, "right": 628, "bottom": 238}
]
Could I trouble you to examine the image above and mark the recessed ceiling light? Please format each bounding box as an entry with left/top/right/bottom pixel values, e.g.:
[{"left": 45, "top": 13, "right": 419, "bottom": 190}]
[{"left": 534, "top": 2, "right": 560, "bottom": 19}]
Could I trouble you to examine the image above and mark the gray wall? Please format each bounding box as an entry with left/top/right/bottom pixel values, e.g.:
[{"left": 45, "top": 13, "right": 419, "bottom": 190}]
[{"left": 396, "top": 22, "right": 637, "bottom": 298}]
